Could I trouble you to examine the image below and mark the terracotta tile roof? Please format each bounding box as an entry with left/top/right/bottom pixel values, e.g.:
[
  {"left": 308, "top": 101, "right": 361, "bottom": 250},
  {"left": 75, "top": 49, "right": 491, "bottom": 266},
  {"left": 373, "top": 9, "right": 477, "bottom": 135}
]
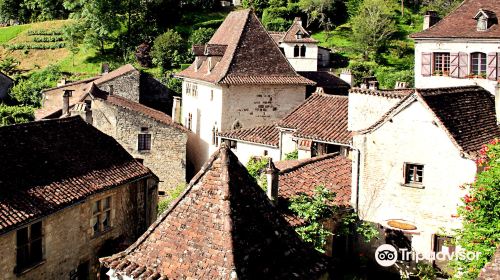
[
  {"left": 0, "top": 117, "right": 154, "bottom": 235},
  {"left": 99, "top": 93, "right": 188, "bottom": 132},
  {"left": 411, "top": 0, "right": 500, "bottom": 39},
  {"left": 349, "top": 87, "right": 414, "bottom": 99},
  {"left": 101, "top": 144, "right": 329, "bottom": 279},
  {"left": 36, "top": 64, "right": 138, "bottom": 120},
  {"left": 478, "top": 246, "right": 500, "bottom": 279},
  {"left": 217, "top": 124, "right": 279, "bottom": 147},
  {"left": 177, "top": 10, "right": 314, "bottom": 86},
  {"left": 357, "top": 86, "right": 500, "bottom": 156},
  {"left": 299, "top": 71, "right": 351, "bottom": 93},
  {"left": 282, "top": 18, "right": 318, "bottom": 43},
  {"left": 278, "top": 93, "right": 351, "bottom": 144},
  {"left": 275, "top": 154, "right": 352, "bottom": 226},
  {"left": 269, "top": 31, "right": 285, "bottom": 44}
]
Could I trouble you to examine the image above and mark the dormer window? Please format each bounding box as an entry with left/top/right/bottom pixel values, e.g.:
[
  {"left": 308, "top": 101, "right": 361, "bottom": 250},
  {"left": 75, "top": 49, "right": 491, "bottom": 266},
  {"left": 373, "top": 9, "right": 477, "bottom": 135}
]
[
  {"left": 474, "top": 9, "right": 497, "bottom": 31},
  {"left": 478, "top": 15, "right": 488, "bottom": 31},
  {"left": 296, "top": 31, "right": 303, "bottom": 39}
]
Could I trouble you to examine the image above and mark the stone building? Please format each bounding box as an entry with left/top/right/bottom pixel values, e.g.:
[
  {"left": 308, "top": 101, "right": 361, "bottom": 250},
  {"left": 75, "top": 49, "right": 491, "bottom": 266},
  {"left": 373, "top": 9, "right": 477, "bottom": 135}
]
[
  {"left": 217, "top": 93, "right": 351, "bottom": 164},
  {"left": 36, "top": 64, "right": 174, "bottom": 120},
  {"left": 89, "top": 86, "right": 188, "bottom": 194},
  {"left": 176, "top": 9, "right": 314, "bottom": 171},
  {"left": 411, "top": 0, "right": 500, "bottom": 94},
  {"left": 100, "top": 144, "right": 329, "bottom": 279},
  {"left": 0, "top": 117, "right": 158, "bottom": 280},
  {"left": 0, "top": 71, "right": 14, "bottom": 99},
  {"left": 349, "top": 86, "right": 500, "bottom": 268}
]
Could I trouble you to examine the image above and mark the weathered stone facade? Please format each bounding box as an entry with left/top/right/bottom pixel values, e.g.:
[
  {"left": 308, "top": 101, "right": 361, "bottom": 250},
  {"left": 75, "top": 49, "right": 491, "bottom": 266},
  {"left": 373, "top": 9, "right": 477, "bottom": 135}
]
[
  {"left": 92, "top": 99, "right": 187, "bottom": 193},
  {"left": 0, "top": 178, "right": 157, "bottom": 280},
  {"left": 97, "top": 70, "right": 141, "bottom": 103}
]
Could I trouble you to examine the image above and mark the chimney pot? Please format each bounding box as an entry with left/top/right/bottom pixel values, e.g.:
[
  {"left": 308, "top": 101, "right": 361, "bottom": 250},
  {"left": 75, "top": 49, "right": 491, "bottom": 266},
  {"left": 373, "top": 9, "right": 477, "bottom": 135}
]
[
  {"left": 340, "top": 69, "right": 353, "bottom": 87},
  {"left": 265, "top": 158, "right": 279, "bottom": 204},
  {"left": 62, "top": 90, "right": 73, "bottom": 117},
  {"left": 423, "top": 10, "right": 440, "bottom": 30},
  {"left": 172, "top": 96, "right": 182, "bottom": 123}
]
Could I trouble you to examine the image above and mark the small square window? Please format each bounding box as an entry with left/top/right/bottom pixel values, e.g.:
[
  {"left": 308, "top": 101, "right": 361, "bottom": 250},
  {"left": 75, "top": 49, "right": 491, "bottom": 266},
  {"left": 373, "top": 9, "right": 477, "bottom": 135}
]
[
  {"left": 91, "top": 196, "right": 113, "bottom": 237},
  {"left": 404, "top": 163, "right": 424, "bottom": 185},
  {"left": 138, "top": 134, "right": 151, "bottom": 151}
]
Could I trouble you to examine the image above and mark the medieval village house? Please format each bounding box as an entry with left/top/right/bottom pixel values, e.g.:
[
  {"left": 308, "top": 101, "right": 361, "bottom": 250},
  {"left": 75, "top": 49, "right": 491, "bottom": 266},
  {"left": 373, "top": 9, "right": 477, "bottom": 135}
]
[
  {"left": 176, "top": 9, "right": 315, "bottom": 171},
  {"left": 411, "top": 0, "right": 500, "bottom": 94},
  {"left": 100, "top": 144, "right": 329, "bottom": 279},
  {"left": 0, "top": 117, "right": 158, "bottom": 280}
]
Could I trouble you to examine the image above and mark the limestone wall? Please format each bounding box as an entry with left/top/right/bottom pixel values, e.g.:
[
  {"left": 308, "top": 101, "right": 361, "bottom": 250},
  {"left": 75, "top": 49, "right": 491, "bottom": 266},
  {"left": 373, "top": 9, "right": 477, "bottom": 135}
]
[{"left": 98, "top": 70, "right": 141, "bottom": 102}]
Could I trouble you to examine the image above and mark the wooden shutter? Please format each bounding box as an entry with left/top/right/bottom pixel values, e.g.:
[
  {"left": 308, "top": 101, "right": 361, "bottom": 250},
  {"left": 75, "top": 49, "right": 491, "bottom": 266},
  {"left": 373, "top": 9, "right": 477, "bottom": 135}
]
[
  {"left": 487, "top": 53, "right": 497, "bottom": 80},
  {"left": 458, "top": 52, "right": 469, "bottom": 78},
  {"left": 421, "top": 52, "right": 432, "bottom": 77},
  {"left": 450, "top": 53, "right": 459, "bottom": 77},
  {"left": 497, "top": 53, "right": 500, "bottom": 80}
]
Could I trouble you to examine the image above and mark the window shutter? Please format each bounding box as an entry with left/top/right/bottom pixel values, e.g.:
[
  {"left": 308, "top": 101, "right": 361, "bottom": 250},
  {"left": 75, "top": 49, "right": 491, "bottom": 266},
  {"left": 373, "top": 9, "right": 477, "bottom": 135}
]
[
  {"left": 487, "top": 53, "right": 497, "bottom": 80},
  {"left": 421, "top": 52, "right": 432, "bottom": 76},
  {"left": 450, "top": 53, "right": 459, "bottom": 77},
  {"left": 497, "top": 53, "right": 500, "bottom": 80},
  {"left": 458, "top": 52, "right": 469, "bottom": 78}
]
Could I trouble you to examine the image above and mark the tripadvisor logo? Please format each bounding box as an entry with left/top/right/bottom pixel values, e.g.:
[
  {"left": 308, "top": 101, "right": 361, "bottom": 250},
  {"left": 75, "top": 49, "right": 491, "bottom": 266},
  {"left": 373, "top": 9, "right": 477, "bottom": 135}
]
[{"left": 374, "top": 244, "right": 481, "bottom": 267}]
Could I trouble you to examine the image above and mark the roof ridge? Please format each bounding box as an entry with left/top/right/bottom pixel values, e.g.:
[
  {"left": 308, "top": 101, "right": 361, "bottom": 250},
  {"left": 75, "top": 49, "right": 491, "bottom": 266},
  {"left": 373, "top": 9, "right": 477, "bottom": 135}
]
[
  {"left": 279, "top": 152, "right": 340, "bottom": 174},
  {"left": 411, "top": 0, "right": 468, "bottom": 38}
]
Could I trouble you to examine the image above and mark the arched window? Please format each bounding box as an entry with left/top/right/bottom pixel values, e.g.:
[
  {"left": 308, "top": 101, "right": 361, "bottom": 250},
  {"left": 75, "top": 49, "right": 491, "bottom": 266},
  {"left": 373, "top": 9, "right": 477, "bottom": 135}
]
[
  {"left": 471, "top": 52, "right": 487, "bottom": 76},
  {"left": 300, "top": 45, "right": 306, "bottom": 57},
  {"left": 293, "top": 45, "right": 300, "bottom": 57}
]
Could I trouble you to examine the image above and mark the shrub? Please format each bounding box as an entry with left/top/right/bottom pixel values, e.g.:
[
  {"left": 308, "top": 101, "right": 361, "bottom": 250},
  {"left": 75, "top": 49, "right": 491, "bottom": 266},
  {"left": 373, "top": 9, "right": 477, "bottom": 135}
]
[
  {"left": 0, "top": 56, "right": 19, "bottom": 75},
  {"left": 189, "top": 27, "right": 216, "bottom": 46},
  {"left": 284, "top": 150, "right": 298, "bottom": 160},
  {"left": 27, "top": 29, "right": 63, "bottom": 36},
  {"left": 348, "top": 60, "right": 378, "bottom": 86},
  {"left": 246, "top": 157, "right": 269, "bottom": 191},
  {"left": 10, "top": 65, "right": 62, "bottom": 106},
  {"left": 157, "top": 183, "right": 187, "bottom": 216},
  {"left": 192, "top": 19, "right": 224, "bottom": 30},
  {"left": 6, "top": 42, "right": 66, "bottom": 50},
  {"left": 0, "top": 105, "right": 34, "bottom": 126},
  {"left": 32, "top": 36, "right": 65, "bottom": 42},
  {"left": 375, "top": 67, "right": 414, "bottom": 89},
  {"left": 151, "top": 29, "right": 186, "bottom": 72},
  {"left": 264, "top": 17, "right": 291, "bottom": 32}
]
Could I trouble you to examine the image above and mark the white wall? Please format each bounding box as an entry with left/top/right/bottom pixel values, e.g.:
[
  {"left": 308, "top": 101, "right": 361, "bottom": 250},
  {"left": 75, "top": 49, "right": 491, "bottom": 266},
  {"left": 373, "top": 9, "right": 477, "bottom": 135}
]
[
  {"left": 353, "top": 100, "right": 475, "bottom": 257},
  {"left": 348, "top": 92, "right": 403, "bottom": 132},
  {"left": 226, "top": 141, "right": 280, "bottom": 165},
  {"left": 414, "top": 39, "right": 500, "bottom": 94},
  {"left": 279, "top": 130, "right": 297, "bottom": 159},
  {"left": 281, "top": 42, "right": 318, "bottom": 71}
]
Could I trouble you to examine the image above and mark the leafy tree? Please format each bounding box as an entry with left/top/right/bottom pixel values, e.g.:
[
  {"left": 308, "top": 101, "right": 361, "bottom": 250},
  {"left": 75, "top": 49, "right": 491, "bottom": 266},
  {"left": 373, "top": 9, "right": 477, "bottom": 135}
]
[
  {"left": 421, "top": 0, "right": 461, "bottom": 17},
  {"left": 151, "top": 29, "right": 185, "bottom": 72},
  {"left": 351, "top": 0, "right": 397, "bottom": 60},
  {"left": 10, "top": 65, "right": 62, "bottom": 106},
  {"left": 345, "top": 0, "right": 361, "bottom": 19},
  {"left": 0, "top": 104, "right": 34, "bottom": 126},
  {"left": 0, "top": 0, "right": 21, "bottom": 22},
  {"left": 62, "top": 22, "right": 84, "bottom": 66},
  {"left": 284, "top": 150, "right": 298, "bottom": 160},
  {"left": 80, "top": 0, "right": 121, "bottom": 54},
  {"left": 298, "top": 0, "right": 346, "bottom": 28},
  {"left": 189, "top": 27, "right": 215, "bottom": 46},
  {"left": 289, "top": 186, "right": 336, "bottom": 252},
  {"left": 157, "top": 183, "right": 186, "bottom": 216},
  {"left": 450, "top": 140, "right": 500, "bottom": 279},
  {"left": 241, "top": 0, "right": 269, "bottom": 14}
]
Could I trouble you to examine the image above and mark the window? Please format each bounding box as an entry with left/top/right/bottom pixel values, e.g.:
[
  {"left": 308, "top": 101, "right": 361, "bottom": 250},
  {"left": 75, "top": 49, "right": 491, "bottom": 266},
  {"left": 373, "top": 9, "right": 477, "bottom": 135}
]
[
  {"left": 187, "top": 113, "right": 193, "bottom": 131},
  {"left": 433, "top": 52, "right": 450, "bottom": 74},
  {"left": 185, "top": 82, "right": 198, "bottom": 97},
  {"left": 138, "top": 134, "right": 151, "bottom": 151},
  {"left": 477, "top": 16, "right": 488, "bottom": 31},
  {"left": 91, "top": 196, "right": 112, "bottom": 236},
  {"left": 16, "top": 221, "right": 43, "bottom": 272},
  {"left": 300, "top": 45, "right": 306, "bottom": 57},
  {"left": 295, "top": 31, "right": 303, "bottom": 39},
  {"left": 212, "top": 126, "right": 217, "bottom": 145},
  {"left": 294, "top": 45, "right": 300, "bottom": 57},
  {"left": 404, "top": 163, "right": 424, "bottom": 185},
  {"left": 471, "top": 52, "right": 487, "bottom": 76}
]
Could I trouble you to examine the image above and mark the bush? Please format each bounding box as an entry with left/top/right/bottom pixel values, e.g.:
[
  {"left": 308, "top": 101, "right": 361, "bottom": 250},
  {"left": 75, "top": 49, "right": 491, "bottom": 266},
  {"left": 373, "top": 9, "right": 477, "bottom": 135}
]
[
  {"left": 375, "top": 67, "right": 414, "bottom": 89},
  {"left": 284, "top": 150, "right": 298, "bottom": 160},
  {"left": 192, "top": 19, "right": 224, "bottom": 30},
  {"left": 0, "top": 105, "right": 34, "bottom": 126},
  {"left": 10, "top": 65, "right": 62, "bottom": 106},
  {"left": 157, "top": 183, "right": 187, "bottom": 216},
  {"left": 151, "top": 30, "right": 186, "bottom": 73},
  {"left": 0, "top": 56, "right": 19, "bottom": 75},
  {"left": 32, "top": 36, "right": 65, "bottom": 42},
  {"left": 264, "top": 17, "right": 291, "bottom": 32},
  {"left": 247, "top": 157, "right": 269, "bottom": 191},
  {"left": 262, "top": 7, "right": 290, "bottom": 24},
  {"left": 27, "top": 29, "right": 63, "bottom": 36},
  {"left": 6, "top": 42, "right": 66, "bottom": 50},
  {"left": 348, "top": 60, "right": 378, "bottom": 86},
  {"left": 189, "top": 27, "right": 216, "bottom": 46}
]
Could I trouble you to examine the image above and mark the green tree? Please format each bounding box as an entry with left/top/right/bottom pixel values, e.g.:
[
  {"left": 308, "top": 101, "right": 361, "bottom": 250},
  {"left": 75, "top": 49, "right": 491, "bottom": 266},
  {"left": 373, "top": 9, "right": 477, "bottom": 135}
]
[
  {"left": 80, "top": 0, "right": 120, "bottom": 54},
  {"left": 289, "top": 186, "right": 336, "bottom": 252},
  {"left": 241, "top": 0, "right": 269, "bottom": 14},
  {"left": 421, "top": 0, "right": 461, "bottom": 17},
  {"left": 189, "top": 27, "right": 215, "bottom": 46},
  {"left": 151, "top": 29, "right": 185, "bottom": 73},
  {"left": 0, "top": 57, "right": 19, "bottom": 75},
  {"left": 10, "top": 65, "right": 62, "bottom": 106},
  {"left": 0, "top": 104, "right": 34, "bottom": 126},
  {"left": 450, "top": 139, "right": 500, "bottom": 279},
  {"left": 62, "top": 22, "right": 84, "bottom": 66},
  {"left": 351, "top": 0, "right": 397, "bottom": 60},
  {"left": 0, "top": 0, "right": 21, "bottom": 22}
]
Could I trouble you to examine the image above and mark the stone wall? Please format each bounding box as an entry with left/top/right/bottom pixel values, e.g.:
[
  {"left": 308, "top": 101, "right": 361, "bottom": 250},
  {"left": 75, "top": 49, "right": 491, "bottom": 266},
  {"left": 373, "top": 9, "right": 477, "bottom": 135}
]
[
  {"left": 0, "top": 178, "right": 157, "bottom": 280},
  {"left": 353, "top": 100, "right": 474, "bottom": 258},
  {"left": 99, "top": 70, "right": 141, "bottom": 102},
  {"left": 92, "top": 100, "right": 187, "bottom": 193}
]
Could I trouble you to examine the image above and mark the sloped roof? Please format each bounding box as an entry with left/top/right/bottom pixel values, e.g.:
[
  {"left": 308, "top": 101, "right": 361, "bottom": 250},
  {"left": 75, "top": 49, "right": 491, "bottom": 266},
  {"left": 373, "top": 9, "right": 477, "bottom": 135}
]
[
  {"left": 282, "top": 18, "right": 318, "bottom": 43},
  {"left": 349, "top": 88, "right": 414, "bottom": 99},
  {"left": 36, "top": 64, "right": 138, "bottom": 119},
  {"left": 217, "top": 124, "right": 279, "bottom": 147},
  {"left": 298, "top": 71, "right": 351, "bottom": 93},
  {"left": 358, "top": 86, "right": 500, "bottom": 156},
  {"left": 278, "top": 93, "right": 351, "bottom": 145},
  {"left": 177, "top": 9, "right": 314, "bottom": 86},
  {"left": 101, "top": 145, "right": 328, "bottom": 279},
  {"left": 269, "top": 31, "right": 285, "bottom": 44},
  {"left": 411, "top": 0, "right": 500, "bottom": 39},
  {"left": 0, "top": 117, "right": 154, "bottom": 235}
]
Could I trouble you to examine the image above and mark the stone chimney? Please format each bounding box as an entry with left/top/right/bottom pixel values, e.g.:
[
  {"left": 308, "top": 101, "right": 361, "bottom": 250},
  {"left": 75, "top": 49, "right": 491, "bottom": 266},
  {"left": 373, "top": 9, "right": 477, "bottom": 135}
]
[
  {"left": 62, "top": 89, "right": 73, "bottom": 116},
  {"left": 265, "top": 158, "right": 279, "bottom": 204},
  {"left": 57, "top": 78, "right": 66, "bottom": 87},
  {"left": 423, "top": 11, "right": 439, "bottom": 30},
  {"left": 172, "top": 96, "right": 182, "bottom": 123},
  {"left": 294, "top": 17, "right": 302, "bottom": 27},
  {"left": 495, "top": 83, "right": 500, "bottom": 124},
  {"left": 340, "top": 69, "right": 353, "bottom": 87},
  {"left": 368, "top": 81, "right": 379, "bottom": 90}
]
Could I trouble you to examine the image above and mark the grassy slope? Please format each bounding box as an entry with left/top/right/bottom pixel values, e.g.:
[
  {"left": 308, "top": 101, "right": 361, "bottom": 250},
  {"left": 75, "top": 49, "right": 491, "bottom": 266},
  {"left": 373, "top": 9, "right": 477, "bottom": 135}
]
[{"left": 0, "top": 24, "right": 32, "bottom": 44}]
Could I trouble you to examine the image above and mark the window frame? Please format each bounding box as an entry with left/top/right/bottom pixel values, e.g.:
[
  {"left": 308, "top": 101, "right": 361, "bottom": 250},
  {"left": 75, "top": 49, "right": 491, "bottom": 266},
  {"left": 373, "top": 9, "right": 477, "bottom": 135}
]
[
  {"left": 433, "top": 52, "right": 450, "bottom": 75},
  {"left": 91, "top": 196, "right": 112, "bottom": 237},
  {"left": 15, "top": 221, "right": 44, "bottom": 273},
  {"left": 137, "top": 133, "right": 152, "bottom": 151},
  {"left": 293, "top": 45, "right": 299, "bottom": 57},
  {"left": 300, "top": 45, "right": 306, "bottom": 57},
  {"left": 470, "top": 52, "right": 487, "bottom": 76},
  {"left": 404, "top": 163, "right": 424, "bottom": 187}
]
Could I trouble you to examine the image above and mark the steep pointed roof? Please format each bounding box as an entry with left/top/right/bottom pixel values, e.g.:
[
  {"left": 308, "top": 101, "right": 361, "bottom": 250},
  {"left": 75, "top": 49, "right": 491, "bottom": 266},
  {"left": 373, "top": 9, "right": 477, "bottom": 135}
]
[
  {"left": 177, "top": 10, "right": 314, "bottom": 85},
  {"left": 101, "top": 145, "right": 328, "bottom": 279},
  {"left": 282, "top": 17, "right": 318, "bottom": 43}
]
